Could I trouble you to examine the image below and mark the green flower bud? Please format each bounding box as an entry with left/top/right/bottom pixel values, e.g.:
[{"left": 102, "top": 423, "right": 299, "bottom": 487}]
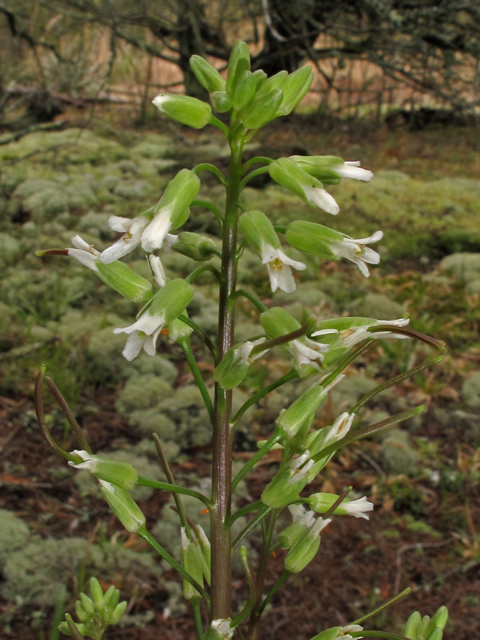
[
  {"left": 253, "top": 69, "right": 267, "bottom": 88},
  {"left": 269, "top": 158, "right": 340, "bottom": 215},
  {"left": 232, "top": 70, "right": 257, "bottom": 110},
  {"left": 260, "top": 306, "right": 300, "bottom": 338},
  {"left": 196, "top": 525, "right": 211, "bottom": 584},
  {"left": 190, "top": 55, "right": 226, "bottom": 93},
  {"left": 212, "top": 91, "right": 233, "bottom": 113},
  {"left": 60, "top": 614, "right": 85, "bottom": 640},
  {"left": 172, "top": 232, "right": 218, "bottom": 261},
  {"left": 427, "top": 631, "right": 442, "bottom": 640},
  {"left": 404, "top": 611, "right": 421, "bottom": 639},
  {"left": 103, "top": 585, "right": 119, "bottom": 614},
  {"left": 149, "top": 279, "right": 194, "bottom": 323},
  {"left": 79, "top": 593, "right": 94, "bottom": 616},
  {"left": 181, "top": 528, "right": 207, "bottom": 600},
  {"left": 226, "top": 40, "right": 251, "bottom": 95},
  {"left": 276, "top": 376, "right": 343, "bottom": 439},
  {"left": 214, "top": 339, "right": 266, "bottom": 390},
  {"left": 75, "top": 601, "right": 89, "bottom": 623},
  {"left": 90, "top": 577, "right": 104, "bottom": 609},
  {"left": 69, "top": 451, "right": 138, "bottom": 491},
  {"left": 255, "top": 70, "right": 288, "bottom": 100},
  {"left": 100, "top": 481, "right": 146, "bottom": 533},
  {"left": 110, "top": 601, "right": 127, "bottom": 625},
  {"left": 277, "top": 66, "right": 314, "bottom": 116},
  {"left": 284, "top": 517, "right": 330, "bottom": 572},
  {"left": 417, "top": 616, "right": 431, "bottom": 640},
  {"left": 426, "top": 606, "right": 448, "bottom": 636},
  {"left": 152, "top": 94, "right": 212, "bottom": 129},
  {"left": 95, "top": 261, "right": 153, "bottom": 302},
  {"left": 243, "top": 89, "right": 283, "bottom": 130}
]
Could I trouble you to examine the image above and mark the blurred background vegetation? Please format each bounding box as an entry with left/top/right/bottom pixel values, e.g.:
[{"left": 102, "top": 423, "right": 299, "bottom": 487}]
[{"left": 0, "top": 2, "right": 479, "bottom": 640}]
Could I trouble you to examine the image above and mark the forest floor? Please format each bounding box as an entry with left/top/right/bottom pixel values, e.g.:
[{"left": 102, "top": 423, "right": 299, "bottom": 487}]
[{"left": 0, "top": 111, "right": 479, "bottom": 640}]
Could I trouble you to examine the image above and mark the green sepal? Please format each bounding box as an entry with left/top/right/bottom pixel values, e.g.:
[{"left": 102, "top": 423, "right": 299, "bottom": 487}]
[
  {"left": 110, "top": 601, "right": 127, "bottom": 625},
  {"left": 96, "top": 261, "right": 154, "bottom": 303},
  {"left": 239, "top": 210, "right": 280, "bottom": 255},
  {"left": 260, "top": 306, "right": 301, "bottom": 339},
  {"left": 153, "top": 169, "right": 200, "bottom": 226},
  {"left": 148, "top": 279, "right": 194, "bottom": 324},
  {"left": 284, "top": 530, "right": 321, "bottom": 573},
  {"left": 214, "top": 343, "right": 252, "bottom": 390},
  {"left": 255, "top": 70, "right": 288, "bottom": 100},
  {"left": 278, "top": 521, "right": 310, "bottom": 549},
  {"left": 79, "top": 593, "right": 94, "bottom": 616},
  {"left": 291, "top": 155, "right": 343, "bottom": 184},
  {"left": 190, "top": 55, "right": 226, "bottom": 93},
  {"left": 232, "top": 70, "right": 257, "bottom": 110},
  {"left": 167, "top": 313, "right": 194, "bottom": 342},
  {"left": 152, "top": 94, "right": 212, "bottom": 129},
  {"left": 75, "top": 601, "right": 89, "bottom": 623},
  {"left": 277, "top": 66, "right": 314, "bottom": 116},
  {"left": 269, "top": 157, "right": 324, "bottom": 203},
  {"left": 100, "top": 484, "right": 146, "bottom": 533},
  {"left": 310, "top": 628, "right": 343, "bottom": 640},
  {"left": 181, "top": 529, "right": 206, "bottom": 600},
  {"left": 285, "top": 221, "right": 340, "bottom": 258},
  {"left": 243, "top": 89, "right": 283, "bottom": 130},
  {"left": 73, "top": 454, "right": 138, "bottom": 491},
  {"left": 89, "top": 577, "right": 104, "bottom": 609},
  {"left": 276, "top": 381, "right": 333, "bottom": 439},
  {"left": 172, "top": 232, "right": 218, "bottom": 261},
  {"left": 261, "top": 464, "right": 309, "bottom": 508},
  {"left": 417, "top": 616, "right": 431, "bottom": 640}
]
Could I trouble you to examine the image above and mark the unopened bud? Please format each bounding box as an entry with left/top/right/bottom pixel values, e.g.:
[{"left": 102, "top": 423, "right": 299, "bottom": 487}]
[
  {"left": 190, "top": 55, "right": 226, "bottom": 93},
  {"left": 232, "top": 70, "right": 257, "bottom": 110},
  {"left": 226, "top": 40, "right": 251, "bottom": 95},
  {"left": 243, "top": 89, "right": 283, "bottom": 130},
  {"left": 277, "top": 66, "right": 314, "bottom": 116},
  {"left": 284, "top": 517, "right": 330, "bottom": 573},
  {"left": 172, "top": 232, "right": 218, "bottom": 261},
  {"left": 152, "top": 94, "right": 212, "bottom": 129},
  {"left": 100, "top": 481, "right": 146, "bottom": 533},
  {"left": 404, "top": 611, "right": 421, "bottom": 639},
  {"left": 214, "top": 340, "right": 266, "bottom": 390}
]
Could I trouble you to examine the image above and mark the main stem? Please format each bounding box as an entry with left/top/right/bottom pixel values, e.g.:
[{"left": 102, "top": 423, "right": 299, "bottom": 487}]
[{"left": 210, "top": 128, "right": 244, "bottom": 620}]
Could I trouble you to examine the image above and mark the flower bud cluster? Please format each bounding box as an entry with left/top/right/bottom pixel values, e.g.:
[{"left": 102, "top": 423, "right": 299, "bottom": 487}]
[{"left": 58, "top": 577, "right": 127, "bottom": 638}]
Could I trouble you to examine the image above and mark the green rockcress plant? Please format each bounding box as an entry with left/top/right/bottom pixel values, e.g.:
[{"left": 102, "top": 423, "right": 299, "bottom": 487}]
[{"left": 36, "top": 41, "right": 449, "bottom": 640}]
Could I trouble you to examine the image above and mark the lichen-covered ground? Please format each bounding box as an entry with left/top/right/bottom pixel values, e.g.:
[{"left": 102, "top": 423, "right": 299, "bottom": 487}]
[{"left": 0, "top": 115, "right": 479, "bottom": 640}]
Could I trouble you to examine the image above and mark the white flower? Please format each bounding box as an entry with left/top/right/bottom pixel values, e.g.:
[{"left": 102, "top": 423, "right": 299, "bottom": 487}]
[
  {"left": 148, "top": 255, "right": 166, "bottom": 287},
  {"left": 288, "top": 504, "right": 316, "bottom": 528},
  {"left": 261, "top": 244, "right": 306, "bottom": 293},
  {"left": 289, "top": 451, "right": 315, "bottom": 483},
  {"left": 141, "top": 204, "right": 175, "bottom": 253},
  {"left": 67, "top": 235, "right": 100, "bottom": 271},
  {"left": 334, "top": 161, "right": 373, "bottom": 182},
  {"left": 323, "top": 412, "right": 355, "bottom": 445},
  {"left": 330, "top": 231, "right": 383, "bottom": 277},
  {"left": 113, "top": 309, "right": 165, "bottom": 361},
  {"left": 290, "top": 337, "right": 328, "bottom": 371},
  {"left": 237, "top": 338, "right": 267, "bottom": 364},
  {"left": 313, "top": 318, "right": 410, "bottom": 349},
  {"left": 100, "top": 216, "right": 149, "bottom": 264},
  {"left": 339, "top": 624, "right": 364, "bottom": 639},
  {"left": 211, "top": 619, "right": 233, "bottom": 640},
  {"left": 343, "top": 497, "right": 374, "bottom": 520},
  {"left": 302, "top": 185, "right": 340, "bottom": 215}
]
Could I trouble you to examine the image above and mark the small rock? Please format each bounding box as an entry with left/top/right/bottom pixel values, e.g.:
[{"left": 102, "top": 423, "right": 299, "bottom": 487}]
[
  {"left": 462, "top": 371, "right": 480, "bottom": 409},
  {"left": 347, "top": 292, "right": 406, "bottom": 320},
  {"left": 380, "top": 429, "right": 419, "bottom": 476}
]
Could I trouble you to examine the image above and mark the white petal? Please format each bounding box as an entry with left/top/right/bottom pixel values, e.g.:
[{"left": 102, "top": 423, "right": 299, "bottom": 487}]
[
  {"left": 114, "top": 310, "right": 164, "bottom": 336},
  {"left": 260, "top": 244, "right": 279, "bottom": 264},
  {"left": 71, "top": 235, "right": 99, "bottom": 255},
  {"left": 152, "top": 94, "right": 171, "bottom": 112},
  {"left": 108, "top": 216, "right": 132, "bottom": 232},
  {"left": 148, "top": 255, "right": 166, "bottom": 287},
  {"left": 303, "top": 186, "right": 340, "bottom": 215},
  {"left": 353, "top": 230, "right": 383, "bottom": 244},
  {"left": 68, "top": 248, "right": 98, "bottom": 271},
  {"left": 164, "top": 233, "right": 179, "bottom": 247},
  {"left": 311, "top": 517, "right": 331, "bottom": 537},
  {"left": 335, "top": 163, "right": 373, "bottom": 181},
  {"left": 352, "top": 257, "right": 371, "bottom": 277},
  {"left": 99, "top": 480, "right": 115, "bottom": 493},
  {"left": 276, "top": 248, "right": 306, "bottom": 271},
  {"left": 99, "top": 239, "right": 138, "bottom": 264},
  {"left": 311, "top": 328, "right": 339, "bottom": 337},
  {"left": 267, "top": 262, "right": 296, "bottom": 293},
  {"left": 143, "top": 328, "right": 162, "bottom": 356},
  {"left": 141, "top": 206, "right": 173, "bottom": 252},
  {"left": 122, "top": 332, "right": 145, "bottom": 361},
  {"left": 360, "top": 247, "right": 381, "bottom": 265}
]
